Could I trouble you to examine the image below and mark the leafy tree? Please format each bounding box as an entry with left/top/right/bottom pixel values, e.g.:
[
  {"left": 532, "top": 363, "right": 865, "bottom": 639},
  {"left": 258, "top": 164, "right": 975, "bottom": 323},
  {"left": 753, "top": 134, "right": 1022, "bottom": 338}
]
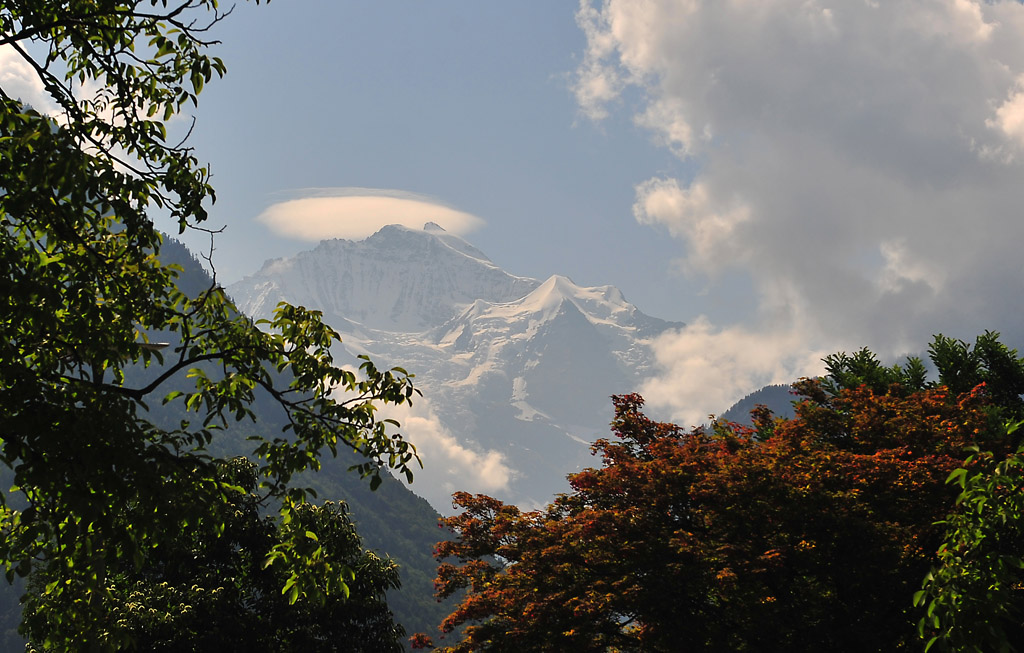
[
  {"left": 928, "top": 332, "right": 1024, "bottom": 421},
  {"left": 0, "top": 1, "right": 419, "bottom": 647},
  {"left": 913, "top": 422, "right": 1024, "bottom": 653},
  {"left": 22, "top": 458, "right": 406, "bottom": 652},
  {"left": 822, "top": 347, "right": 929, "bottom": 396},
  {"left": 824, "top": 332, "right": 1024, "bottom": 421},
  {"left": 417, "top": 383, "right": 1004, "bottom": 652},
  {"left": 816, "top": 333, "right": 1024, "bottom": 651}
]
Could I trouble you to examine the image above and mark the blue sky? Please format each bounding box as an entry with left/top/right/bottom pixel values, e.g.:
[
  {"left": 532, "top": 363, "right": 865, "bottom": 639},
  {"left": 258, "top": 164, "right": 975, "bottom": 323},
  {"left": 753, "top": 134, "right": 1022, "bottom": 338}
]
[
  {"left": 180, "top": 1, "right": 721, "bottom": 324},
  {"left": 184, "top": 0, "right": 1024, "bottom": 423},
  {"left": 9, "top": 0, "right": 1024, "bottom": 423}
]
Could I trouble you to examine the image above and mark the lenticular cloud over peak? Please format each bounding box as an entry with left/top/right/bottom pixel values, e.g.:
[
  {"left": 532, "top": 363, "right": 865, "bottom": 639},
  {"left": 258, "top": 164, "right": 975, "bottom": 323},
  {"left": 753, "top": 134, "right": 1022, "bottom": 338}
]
[
  {"left": 574, "top": 0, "right": 1024, "bottom": 421},
  {"left": 256, "top": 188, "right": 485, "bottom": 241}
]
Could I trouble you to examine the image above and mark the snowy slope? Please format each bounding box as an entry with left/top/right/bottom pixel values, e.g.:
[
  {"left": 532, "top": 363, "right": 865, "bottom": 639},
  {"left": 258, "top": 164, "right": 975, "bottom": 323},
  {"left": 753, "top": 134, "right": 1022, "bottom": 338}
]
[
  {"left": 232, "top": 224, "right": 538, "bottom": 333},
  {"left": 229, "top": 224, "right": 683, "bottom": 511}
]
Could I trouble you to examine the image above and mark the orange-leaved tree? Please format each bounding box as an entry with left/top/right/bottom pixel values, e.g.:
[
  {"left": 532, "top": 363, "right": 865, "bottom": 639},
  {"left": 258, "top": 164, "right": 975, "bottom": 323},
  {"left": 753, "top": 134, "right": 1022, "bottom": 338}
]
[{"left": 415, "top": 363, "right": 1009, "bottom": 651}]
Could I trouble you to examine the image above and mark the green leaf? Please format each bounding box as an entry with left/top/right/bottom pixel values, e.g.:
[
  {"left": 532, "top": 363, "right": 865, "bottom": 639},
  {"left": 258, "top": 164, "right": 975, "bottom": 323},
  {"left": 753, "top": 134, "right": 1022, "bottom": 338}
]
[
  {"left": 162, "top": 390, "right": 183, "bottom": 405},
  {"left": 946, "top": 468, "right": 968, "bottom": 486}
]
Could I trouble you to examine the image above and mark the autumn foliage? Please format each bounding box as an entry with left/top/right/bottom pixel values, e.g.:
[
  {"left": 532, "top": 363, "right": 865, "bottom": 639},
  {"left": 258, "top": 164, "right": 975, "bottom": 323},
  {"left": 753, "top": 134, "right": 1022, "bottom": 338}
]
[{"left": 416, "top": 379, "right": 1006, "bottom": 651}]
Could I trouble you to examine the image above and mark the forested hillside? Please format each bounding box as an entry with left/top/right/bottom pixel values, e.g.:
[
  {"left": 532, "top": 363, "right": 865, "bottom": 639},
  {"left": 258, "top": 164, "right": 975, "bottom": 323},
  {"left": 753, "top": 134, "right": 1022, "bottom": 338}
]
[{"left": 719, "top": 383, "right": 796, "bottom": 425}]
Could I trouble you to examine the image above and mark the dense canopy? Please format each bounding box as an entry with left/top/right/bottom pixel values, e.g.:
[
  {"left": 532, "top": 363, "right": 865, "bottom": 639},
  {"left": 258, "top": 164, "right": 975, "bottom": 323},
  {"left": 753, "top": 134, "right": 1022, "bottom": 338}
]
[
  {"left": 419, "top": 335, "right": 1024, "bottom": 651},
  {"left": 1, "top": 1, "right": 419, "bottom": 648}
]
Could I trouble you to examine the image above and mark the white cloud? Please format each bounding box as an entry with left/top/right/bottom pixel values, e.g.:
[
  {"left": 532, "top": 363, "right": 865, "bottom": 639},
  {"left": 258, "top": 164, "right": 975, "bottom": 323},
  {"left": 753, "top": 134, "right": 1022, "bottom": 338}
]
[
  {"left": 635, "top": 97, "right": 702, "bottom": 156},
  {"left": 256, "top": 189, "right": 485, "bottom": 241},
  {"left": 989, "top": 75, "right": 1024, "bottom": 148},
  {"left": 640, "top": 317, "right": 828, "bottom": 428},
  {"left": 1, "top": 43, "right": 192, "bottom": 174},
  {"left": 877, "top": 238, "right": 945, "bottom": 294},
  {"left": 0, "top": 45, "right": 57, "bottom": 114},
  {"left": 575, "top": 0, "right": 1024, "bottom": 417},
  {"left": 384, "top": 398, "right": 515, "bottom": 514},
  {"left": 633, "top": 177, "right": 750, "bottom": 274}
]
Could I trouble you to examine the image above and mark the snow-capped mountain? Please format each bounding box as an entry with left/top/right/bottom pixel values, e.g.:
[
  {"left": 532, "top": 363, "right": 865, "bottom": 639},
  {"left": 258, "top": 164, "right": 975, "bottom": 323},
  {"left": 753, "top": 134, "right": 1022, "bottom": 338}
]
[
  {"left": 238, "top": 222, "right": 538, "bottom": 333},
  {"left": 229, "top": 224, "right": 683, "bottom": 511}
]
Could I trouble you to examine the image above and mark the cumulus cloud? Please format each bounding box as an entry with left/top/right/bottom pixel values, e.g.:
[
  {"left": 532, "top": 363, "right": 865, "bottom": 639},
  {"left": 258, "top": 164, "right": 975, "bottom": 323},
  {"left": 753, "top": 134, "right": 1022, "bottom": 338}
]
[
  {"left": 384, "top": 398, "right": 516, "bottom": 514},
  {"left": 633, "top": 177, "right": 751, "bottom": 274},
  {"left": 257, "top": 189, "right": 485, "bottom": 241},
  {"left": 640, "top": 317, "right": 829, "bottom": 428},
  {"left": 575, "top": 0, "right": 1024, "bottom": 418},
  {"left": 0, "top": 45, "right": 57, "bottom": 114},
  {"left": 989, "top": 75, "right": 1024, "bottom": 148}
]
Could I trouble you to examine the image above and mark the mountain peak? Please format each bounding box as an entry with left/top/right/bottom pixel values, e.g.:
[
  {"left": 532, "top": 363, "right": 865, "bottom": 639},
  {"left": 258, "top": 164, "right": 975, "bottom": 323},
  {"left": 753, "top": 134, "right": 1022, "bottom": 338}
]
[
  {"left": 231, "top": 225, "right": 537, "bottom": 332},
  {"left": 424, "top": 221, "right": 446, "bottom": 233},
  {"left": 522, "top": 275, "right": 579, "bottom": 316},
  {"left": 540, "top": 274, "right": 577, "bottom": 290},
  {"left": 227, "top": 226, "right": 685, "bottom": 511}
]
